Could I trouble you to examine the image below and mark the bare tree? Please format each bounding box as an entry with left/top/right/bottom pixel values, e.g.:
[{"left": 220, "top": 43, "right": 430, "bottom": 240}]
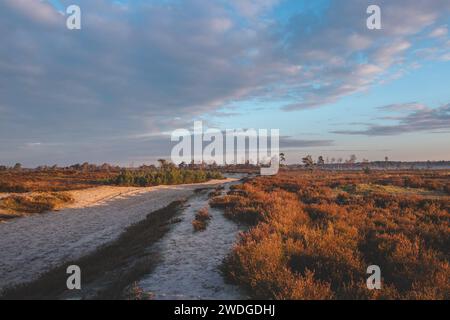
[
  {"left": 302, "top": 155, "right": 314, "bottom": 168},
  {"left": 157, "top": 159, "right": 168, "bottom": 168},
  {"left": 279, "top": 153, "right": 286, "bottom": 164}
]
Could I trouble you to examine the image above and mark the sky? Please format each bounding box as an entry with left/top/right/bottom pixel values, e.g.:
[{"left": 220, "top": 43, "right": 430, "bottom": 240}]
[{"left": 0, "top": 0, "right": 449, "bottom": 167}]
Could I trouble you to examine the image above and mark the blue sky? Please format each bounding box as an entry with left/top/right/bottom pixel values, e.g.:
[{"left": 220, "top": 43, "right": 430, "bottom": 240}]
[{"left": 0, "top": 0, "right": 449, "bottom": 166}]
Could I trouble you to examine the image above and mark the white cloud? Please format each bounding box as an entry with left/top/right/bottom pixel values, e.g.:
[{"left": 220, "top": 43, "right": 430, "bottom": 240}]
[
  {"left": 1, "top": 0, "right": 449, "bottom": 165},
  {"left": 332, "top": 103, "right": 450, "bottom": 136},
  {"left": 4, "top": 0, "right": 61, "bottom": 25},
  {"left": 429, "top": 25, "right": 448, "bottom": 38},
  {"left": 230, "top": 0, "right": 280, "bottom": 18}
]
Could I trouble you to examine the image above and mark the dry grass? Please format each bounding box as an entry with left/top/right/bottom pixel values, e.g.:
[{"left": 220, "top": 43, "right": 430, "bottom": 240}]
[
  {"left": 0, "top": 192, "right": 74, "bottom": 216},
  {"left": 192, "top": 207, "right": 211, "bottom": 232},
  {"left": 0, "top": 169, "right": 117, "bottom": 221},
  {"left": 0, "top": 170, "right": 117, "bottom": 193},
  {"left": 217, "top": 170, "right": 449, "bottom": 300},
  {"left": 0, "top": 168, "right": 223, "bottom": 220}
]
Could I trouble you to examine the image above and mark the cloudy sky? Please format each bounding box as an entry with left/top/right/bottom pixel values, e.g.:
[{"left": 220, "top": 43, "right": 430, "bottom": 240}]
[{"left": 1, "top": 0, "right": 449, "bottom": 166}]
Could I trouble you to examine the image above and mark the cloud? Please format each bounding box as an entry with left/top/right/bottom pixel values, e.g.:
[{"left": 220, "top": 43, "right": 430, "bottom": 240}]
[
  {"left": 0, "top": 0, "right": 449, "bottom": 165},
  {"left": 280, "top": 136, "right": 334, "bottom": 149},
  {"left": 332, "top": 103, "right": 450, "bottom": 136},
  {"left": 230, "top": 0, "right": 280, "bottom": 18},
  {"left": 280, "top": 0, "right": 450, "bottom": 110},
  {"left": 378, "top": 102, "right": 428, "bottom": 112},
  {"left": 429, "top": 25, "right": 448, "bottom": 38},
  {"left": 4, "top": 0, "right": 62, "bottom": 25}
]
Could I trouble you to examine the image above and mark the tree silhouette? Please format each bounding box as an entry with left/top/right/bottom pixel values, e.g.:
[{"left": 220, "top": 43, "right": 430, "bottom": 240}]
[
  {"left": 279, "top": 153, "right": 286, "bottom": 163},
  {"left": 317, "top": 156, "right": 325, "bottom": 166},
  {"left": 302, "top": 155, "right": 314, "bottom": 168},
  {"left": 157, "top": 159, "right": 168, "bottom": 168}
]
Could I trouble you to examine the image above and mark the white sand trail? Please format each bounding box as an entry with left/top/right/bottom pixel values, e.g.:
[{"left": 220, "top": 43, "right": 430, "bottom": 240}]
[{"left": 0, "top": 179, "right": 233, "bottom": 293}]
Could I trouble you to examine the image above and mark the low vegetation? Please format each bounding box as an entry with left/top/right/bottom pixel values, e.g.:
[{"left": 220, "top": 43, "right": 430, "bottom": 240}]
[
  {"left": 215, "top": 170, "right": 449, "bottom": 300},
  {"left": 109, "top": 168, "right": 224, "bottom": 187},
  {"left": 0, "top": 192, "right": 74, "bottom": 217},
  {"left": 0, "top": 163, "right": 224, "bottom": 219},
  {"left": 0, "top": 169, "right": 118, "bottom": 193},
  {"left": 192, "top": 207, "right": 211, "bottom": 232},
  {"left": 0, "top": 164, "right": 224, "bottom": 194}
]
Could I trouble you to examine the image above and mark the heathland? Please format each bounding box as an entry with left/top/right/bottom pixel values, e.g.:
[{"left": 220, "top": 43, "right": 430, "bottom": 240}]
[
  {"left": 1, "top": 164, "right": 448, "bottom": 300},
  {"left": 0, "top": 164, "right": 223, "bottom": 220},
  {"left": 210, "top": 170, "right": 449, "bottom": 299}
]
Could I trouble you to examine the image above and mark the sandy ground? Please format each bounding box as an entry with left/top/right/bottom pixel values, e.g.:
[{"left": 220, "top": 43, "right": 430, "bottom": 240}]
[{"left": 0, "top": 179, "right": 234, "bottom": 293}]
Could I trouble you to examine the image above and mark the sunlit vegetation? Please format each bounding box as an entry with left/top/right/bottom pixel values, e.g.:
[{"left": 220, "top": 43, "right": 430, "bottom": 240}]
[
  {"left": 0, "top": 192, "right": 74, "bottom": 215},
  {"left": 109, "top": 168, "right": 224, "bottom": 187},
  {"left": 0, "top": 162, "right": 225, "bottom": 193},
  {"left": 0, "top": 163, "right": 223, "bottom": 220},
  {"left": 0, "top": 167, "right": 119, "bottom": 193},
  {"left": 192, "top": 207, "right": 211, "bottom": 232},
  {"left": 215, "top": 170, "right": 449, "bottom": 300}
]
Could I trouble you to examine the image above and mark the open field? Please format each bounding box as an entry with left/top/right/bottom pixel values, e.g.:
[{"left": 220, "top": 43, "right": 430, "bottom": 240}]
[
  {"left": 0, "top": 167, "right": 224, "bottom": 220},
  {"left": 211, "top": 170, "right": 450, "bottom": 300},
  {"left": 0, "top": 170, "right": 117, "bottom": 193},
  {"left": 1, "top": 168, "right": 448, "bottom": 300},
  {"left": 0, "top": 167, "right": 224, "bottom": 193}
]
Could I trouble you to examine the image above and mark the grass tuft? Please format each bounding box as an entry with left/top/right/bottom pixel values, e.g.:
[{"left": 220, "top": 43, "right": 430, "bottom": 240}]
[
  {"left": 192, "top": 207, "right": 211, "bottom": 232},
  {"left": 0, "top": 192, "right": 74, "bottom": 214}
]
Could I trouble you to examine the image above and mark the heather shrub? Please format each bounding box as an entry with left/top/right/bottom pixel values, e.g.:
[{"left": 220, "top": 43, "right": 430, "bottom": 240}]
[
  {"left": 0, "top": 192, "right": 74, "bottom": 214},
  {"left": 218, "top": 171, "right": 449, "bottom": 300},
  {"left": 0, "top": 182, "right": 30, "bottom": 193},
  {"left": 192, "top": 207, "right": 211, "bottom": 232},
  {"left": 444, "top": 183, "right": 450, "bottom": 195}
]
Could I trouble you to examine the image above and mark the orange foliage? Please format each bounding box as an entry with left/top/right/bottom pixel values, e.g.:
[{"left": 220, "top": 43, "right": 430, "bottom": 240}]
[{"left": 219, "top": 170, "right": 449, "bottom": 300}]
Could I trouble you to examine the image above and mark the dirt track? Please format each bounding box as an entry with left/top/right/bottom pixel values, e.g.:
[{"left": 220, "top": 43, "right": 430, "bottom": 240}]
[{"left": 0, "top": 179, "right": 234, "bottom": 293}]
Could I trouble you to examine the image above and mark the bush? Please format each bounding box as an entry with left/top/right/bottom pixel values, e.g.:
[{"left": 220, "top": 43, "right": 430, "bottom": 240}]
[
  {"left": 444, "top": 184, "right": 450, "bottom": 195},
  {"left": 0, "top": 182, "right": 30, "bottom": 193},
  {"left": 0, "top": 192, "right": 74, "bottom": 214},
  {"left": 192, "top": 207, "right": 211, "bottom": 232},
  {"left": 216, "top": 171, "right": 450, "bottom": 300},
  {"left": 110, "top": 168, "right": 224, "bottom": 187}
]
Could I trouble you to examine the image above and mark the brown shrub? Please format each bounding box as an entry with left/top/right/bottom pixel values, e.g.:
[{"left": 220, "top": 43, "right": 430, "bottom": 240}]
[
  {"left": 0, "top": 169, "right": 118, "bottom": 192},
  {"left": 0, "top": 182, "right": 30, "bottom": 193},
  {"left": 216, "top": 170, "right": 450, "bottom": 300},
  {"left": 195, "top": 207, "right": 211, "bottom": 221},
  {"left": 444, "top": 183, "right": 450, "bottom": 195},
  {"left": 192, "top": 207, "right": 211, "bottom": 232},
  {"left": 0, "top": 192, "right": 74, "bottom": 214}
]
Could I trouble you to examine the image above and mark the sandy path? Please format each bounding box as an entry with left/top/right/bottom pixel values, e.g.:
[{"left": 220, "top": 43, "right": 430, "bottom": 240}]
[{"left": 0, "top": 179, "right": 234, "bottom": 293}]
